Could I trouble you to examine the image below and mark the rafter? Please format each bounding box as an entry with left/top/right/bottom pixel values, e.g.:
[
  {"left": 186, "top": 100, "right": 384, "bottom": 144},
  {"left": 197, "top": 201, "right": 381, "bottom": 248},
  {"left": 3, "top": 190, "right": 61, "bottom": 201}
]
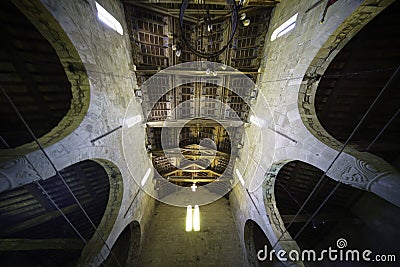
[
  {"left": 281, "top": 212, "right": 357, "bottom": 224},
  {"left": 152, "top": 146, "right": 233, "bottom": 158},
  {"left": 0, "top": 238, "right": 84, "bottom": 251},
  {"left": 146, "top": 119, "right": 243, "bottom": 128},
  {"left": 0, "top": 199, "right": 91, "bottom": 236},
  {"left": 167, "top": 177, "right": 217, "bottom": 183},
  {"left": 165, "top": 168, "right": 222, "bottom": 177},
  {"left": 23, "top": 184, "right": 56, "bottom": 212},
  {"left": 0, "top": 25, "right": 56, "bottom": 125},
  {"left": 123, "top": 0, "right": 279, "bottom": 5},
  {"left": 73, "top": 164, "right": 96, "bottom": 197}
]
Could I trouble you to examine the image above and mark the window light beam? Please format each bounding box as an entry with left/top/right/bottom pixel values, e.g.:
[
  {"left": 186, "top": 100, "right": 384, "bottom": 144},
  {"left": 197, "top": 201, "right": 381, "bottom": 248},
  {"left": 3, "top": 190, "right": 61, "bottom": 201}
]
[
  {"left": 141, "top": 168, "right": 152, "bottom": 187},
  {"left": 186, "top": 205, "right": 193, "bottom": 232},
  {"left": 235, "top": 169, "right": 245, "bottom": 186},
  {"left": 271, "top": 13, "right": 298, "bottom": 41},
  {"left": 124, "top": 115, "right": 142, "bottom": 128},
  {"left": 193, "top": 205, "right": 200, "bottom": 232},
  {"left": 95, "top": 2, "right": 123, "bottom": 35}
]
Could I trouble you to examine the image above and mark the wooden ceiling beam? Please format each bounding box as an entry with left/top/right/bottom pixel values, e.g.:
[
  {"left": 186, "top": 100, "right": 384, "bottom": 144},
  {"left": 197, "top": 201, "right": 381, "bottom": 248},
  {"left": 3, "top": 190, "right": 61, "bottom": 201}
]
[
  {"left": 0, "top": 238, "right": 84, "bottom": 251},
  {"left": 167, "top": 177, "right": 217, "bottom": 183},
  {"left": 0, "top": 26, "right": 56, "bottom": 125},
  {"left": 165, "top": 168, "right": 221, "bottom": 177},
  {"left": 281, "top": 212, "right": 357, "bottom": 224},
  {"left": 72, "top": 165, "right": 97, "bottom": 197},
  {"left": 123, "top": 2, "right": 197, "bottom": 23},
  {"left": 23, "top": 183, "right": 56, "bottom": 212},
  {"left": 0, "top": 199, "right": 92, "bottom": 236},
  {"left": 124, "top": 0, "right": 278, "bottom": 5},
  {"left": 152, "top": 148, "right": 232, "bottom": 158},
  {"left": 146, "top": 119, "right": 243, "bottom": 128}
]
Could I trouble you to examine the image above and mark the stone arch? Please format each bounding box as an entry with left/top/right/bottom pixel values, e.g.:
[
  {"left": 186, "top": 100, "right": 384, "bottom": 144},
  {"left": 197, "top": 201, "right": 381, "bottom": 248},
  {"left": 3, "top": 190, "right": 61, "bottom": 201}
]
[
  {"left": 294, "top": 1, "right": 400, "bottom": 207},
  {"left": 262, "top": 160, "right": 302, "bottom": 267},
  {"left": 298, "top": 1, "right": 396, "bottom": 156},
  {"left": 78, "top": 159, "right": 124, "bottom": 267},
  {"left": 244, "top": 219, "right": 282, "bottom": 267},
  {"left": 0, "top": 159, "right": 121, "bottom": 267},
  {"left": 1, "top": 0, "right": 90, "bottom": 160},
  {"left": 265, "top": 160, "right": 400, "bottom": 265},
  {"left": 272, "top": 160, "right": 358, "bottom": 248},
  {"left": 102, "top": 220, "right": 141, "bottom": 267},
  {"left": 263, "top": 159, "right": 400, "bottom": 263},
  {"left": 262, "top": 161, "right": 292, "bottom": 241}
]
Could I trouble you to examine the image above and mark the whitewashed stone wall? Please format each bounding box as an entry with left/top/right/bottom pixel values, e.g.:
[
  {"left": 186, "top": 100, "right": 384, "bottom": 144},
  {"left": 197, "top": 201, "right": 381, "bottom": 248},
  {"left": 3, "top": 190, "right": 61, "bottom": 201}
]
[{"left": 230, "top": 0, "right": 398, "bottom": 266}]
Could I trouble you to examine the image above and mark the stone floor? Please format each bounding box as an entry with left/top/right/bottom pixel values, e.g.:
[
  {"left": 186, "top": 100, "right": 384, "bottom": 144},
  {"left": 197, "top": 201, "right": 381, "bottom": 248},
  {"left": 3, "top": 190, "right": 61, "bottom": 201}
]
[{"left": 137, "top": 197, "right": 246, "bottom": 266}]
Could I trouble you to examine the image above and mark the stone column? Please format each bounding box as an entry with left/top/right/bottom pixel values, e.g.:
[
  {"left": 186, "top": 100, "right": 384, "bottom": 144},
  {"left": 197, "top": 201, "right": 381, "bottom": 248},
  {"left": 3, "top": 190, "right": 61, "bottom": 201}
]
[
  {"left": 0, "top": 152, "right": 56, "bottom": 193},
  {"left": 328, "top": 153, "right": 400, "bottom": 207},
  {"left": 0, "top": 157, "right": 41, "bottom": 192}
]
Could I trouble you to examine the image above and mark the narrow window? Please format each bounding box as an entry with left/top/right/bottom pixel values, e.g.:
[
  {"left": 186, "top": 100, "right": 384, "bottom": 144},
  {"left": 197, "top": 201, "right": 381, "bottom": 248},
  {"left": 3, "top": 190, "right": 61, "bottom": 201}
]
[
  {"left": 95, "top": 2, "right": 123, "bottom": 35},
  {"left": 270, "top": 13, "right": 298, "bottom": 41}
]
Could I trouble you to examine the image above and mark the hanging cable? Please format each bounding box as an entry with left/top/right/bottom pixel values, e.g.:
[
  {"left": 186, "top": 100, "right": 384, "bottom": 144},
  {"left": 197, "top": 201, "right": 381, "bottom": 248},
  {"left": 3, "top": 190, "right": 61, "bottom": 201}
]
[
  {"left": 366, "top": 106, "right": 400, "bottom": 151},
  {"left": 272, "top": 65, "right": 400, "bottom": 249},
  {"left": 292, "top": 66, "right": 400, "bottom": 240},
  {"left": 0, "top": 133, "right": 108, "bottom": 267},
  {"left": 0, "top": 85, "right": 123, "bottom": 267},
  {"left": 84, "top": 63, "right": 396, "bottom": 86},
  {"left": 35, "top": 180, "right": 109, "bottom": 267},
  {"left": 275, "top": 179, "right": 314, "bottom": 223},
  {"left": 34, "top": 181, "right": 88, "bottom": 245}
]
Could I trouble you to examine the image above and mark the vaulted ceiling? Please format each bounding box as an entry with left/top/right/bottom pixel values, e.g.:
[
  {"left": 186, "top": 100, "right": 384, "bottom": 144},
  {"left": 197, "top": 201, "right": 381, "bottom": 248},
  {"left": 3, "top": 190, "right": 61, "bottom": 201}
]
[
  {"left": 275, "top": 161, "right": 363, "bottom": 249},
  {"left": 315, "top": 0, "right": 400, "bottom": 166},
  {"left": 0, "top": 0, "right": 71, "bottom": 149},
  {"left": 0, "top": 160, "right": 109, "bottom": 266},
  {"left": 123, "top": 0, "right": 278, "bottom": 189}
]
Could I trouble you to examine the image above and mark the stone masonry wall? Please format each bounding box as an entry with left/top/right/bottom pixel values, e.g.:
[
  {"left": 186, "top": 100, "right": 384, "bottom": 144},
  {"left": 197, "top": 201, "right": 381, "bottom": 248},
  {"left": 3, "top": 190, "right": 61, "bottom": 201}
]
[
  {"left": 138, "top": 198, "right": 245, "bottom": 267},
  {"left": 229, "top": 0, "right": 396, "bottom": 266},
  {"left": 4, "top": 0, "right": 156, "bottom": 266}
]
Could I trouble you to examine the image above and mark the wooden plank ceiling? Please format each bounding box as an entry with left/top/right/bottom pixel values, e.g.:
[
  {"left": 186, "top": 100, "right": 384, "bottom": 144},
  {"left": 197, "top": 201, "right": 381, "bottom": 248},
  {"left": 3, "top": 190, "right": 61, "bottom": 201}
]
[
  {"left": 275, "top": 161, "right": 364, "bottom": 249},
  {"left": 0, "top": 1, "right": 72, "bottom": 149},
  {"left": 315, "top": 1, "right": 400, "bottom": 165},
  {"left": 0, "top": 160, "right": 110, "bottom": 266},
  {"left": 123, "top": 0, "right": 277, "bottom": 190}
]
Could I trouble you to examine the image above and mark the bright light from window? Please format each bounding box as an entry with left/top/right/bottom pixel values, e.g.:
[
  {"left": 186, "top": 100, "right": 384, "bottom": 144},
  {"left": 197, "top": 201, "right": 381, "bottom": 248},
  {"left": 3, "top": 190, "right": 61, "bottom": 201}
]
[
  {"left": 276, "top": 23, "right": 296, "bottom": 39},
  {"left": 235, "top": 169, "right": 245, "bottom": 186},
  {"left": 271, "top": 13, "right": 298, "bottom": 41},
  {"left": 186, "top": 205, "right": 200, "bottom": 232},
  {"left": 186, "top": 205, "right": 193, "bottom": 232},
  {"left": 141, "top": 168, "right": 151, "bottom": 186},
  {"left": 124, "top": 115, "right": 142, "bottom": 128},
  {"left": 95, "top": 2, "right": 123, "bottom": 35},
  {"left": 249, "top": 115, "right": 264, "bottom": 128},
  {"left": 193, "top": 205, "right": 200, "bottom": 231}
]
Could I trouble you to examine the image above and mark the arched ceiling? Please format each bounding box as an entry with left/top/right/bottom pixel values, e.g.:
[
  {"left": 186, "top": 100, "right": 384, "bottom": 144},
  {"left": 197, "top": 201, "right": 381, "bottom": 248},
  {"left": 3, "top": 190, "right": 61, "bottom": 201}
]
[
  {"left": 315, "top": 1, "right": 400, "bottom": 165},
  {"left": 275, "top": 161, "right": 364, "bottom": 249},
  {"left": 0, "top": 160, "right": 110, "bottom": 266},
  {"left": 0, "top": 0, "right": 72, "bottom": 149}
]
